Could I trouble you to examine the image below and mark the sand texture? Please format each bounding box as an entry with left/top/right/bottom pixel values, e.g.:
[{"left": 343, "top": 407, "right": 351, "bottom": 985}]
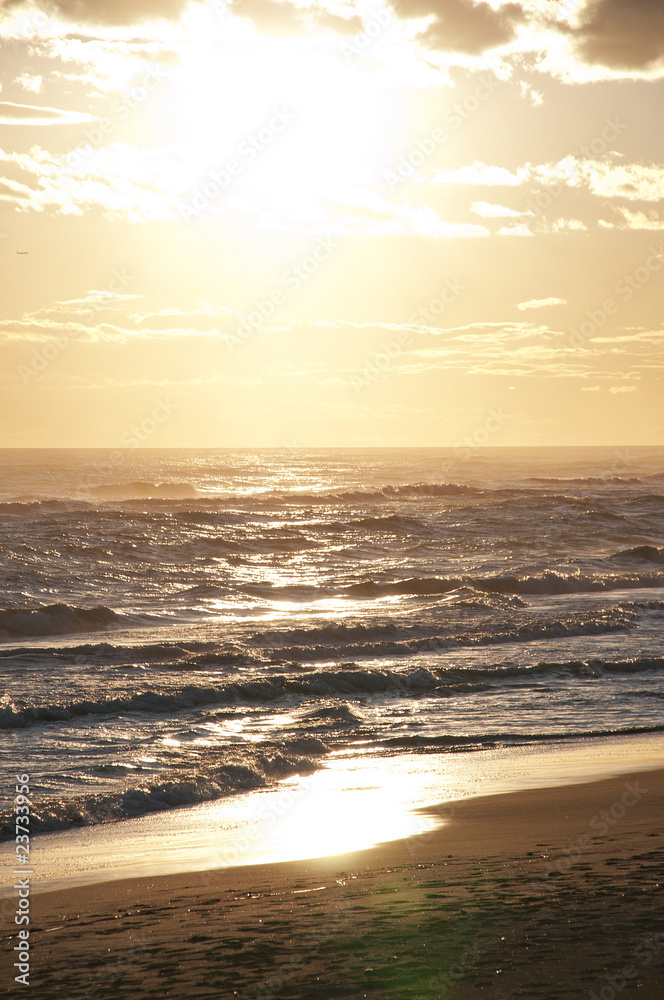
[{"left": 2, "top": 768, "right": 663, "bottom": 999}]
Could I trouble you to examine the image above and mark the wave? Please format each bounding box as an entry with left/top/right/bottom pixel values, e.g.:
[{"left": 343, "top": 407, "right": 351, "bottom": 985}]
[
  {"left": 607, "top": 545, "right": 664, "bottom": 565},
  {"left": 345, "top": 570, "right": 664, "bottom": 599},
  {"left": 0, "top": 603, "right": 125, "bottom": 639},
  {"left": 0, "top": 638, "right": 218, "bottom": 662},
  {"left": 350, "top": 513, "right": 429, "bottom": 532},
  {"left": 0, "top": 739, "right": 326, "bottom": 839},
  {"left": 251, "top": 604, "right": 632, "bottom": 651},
  {"left": 90, "top": 481, "right": 199, "bottom": 499},
  {"left": 532, "top": 476, "right": 645, "bottom": 487},
  {"left": 241, "top": 569, "right": 664, "bottom": 603},
  {"left": 295, "top": 703, "right": 366, "bottom": 732},
  {"left": 379, "top": 723, "right": 664, "bottom": 751},
  {"left": 5, "top": 653, "right": 662, "bottom": 730},
  {"left": 267, "top": 612, "right": 637, "bottom": 661},
  {"left": 0, "top": 602, "right": 644, "bottom": 670},
  {"left": 183, "top": 533, "right": 319, "bottom": 557},
  {"left": 244, "top": 482, "right": 476, "bottom": 506}
]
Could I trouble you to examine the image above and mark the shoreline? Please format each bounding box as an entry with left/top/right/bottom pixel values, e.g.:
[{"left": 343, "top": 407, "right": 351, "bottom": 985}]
[
  {"left": 2, "top": 731, "right": 664, "bottom": 897},
  {"left": 2, "top": 763, "right": 663, "bottom": 998}
]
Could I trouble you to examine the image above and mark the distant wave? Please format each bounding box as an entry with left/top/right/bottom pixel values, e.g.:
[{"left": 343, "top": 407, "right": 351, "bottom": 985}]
[
  {"left": 90, "top": 481, "right": 200, "bottom": 499},
  {"left": 0, "top": 603, "right": 125, "bottom": 639},
  {"left": 350, "top": 513, "right": 429, "bottom": 532},
  {"left": 0, "top": 638, "right": 217, "bottom": 662},
  {"left": 0, "top": 738, "right": 326, "bottom": 839},
  {"left": 532, "top": 476, "right": 645, "bottom": 487},
  {"left": 249, "top": 604, "right": 635, "bottom": 655},
  {"left": 244, "top": 482, "right": 476, "bottom": 506},
  {"left": 264, "top": 612, "right": 637, "bottom": 661},
  {"left": 244, "top": 569, "right": 664, "bottom": 602},
  {"left": 478, "top": 569, "right": 664, "bottom": 596},
  {"left": 0, "top": 602, "right": 646, "bottom": 669},
  {"left": 5, "top": 653, "right": 662, "bottom": 730}
]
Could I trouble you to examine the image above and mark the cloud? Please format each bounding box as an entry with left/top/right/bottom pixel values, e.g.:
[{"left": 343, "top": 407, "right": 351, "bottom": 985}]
[
  {"left": 15, "top": 74, "right": 43, "bottom": 93},
  {"left": 433, "top": 162, "right": 528, "bottom": 186},
  {"left": 572, "top": 0, "right": 664, "bottom": 71},
  {"left": 0, "top": 100, "right": 96, "bottom": 124},
  {"left": 590, "top": 329, "right": 664, "bottom": 345},
  {"left": 517, "top": 297, "right": 566, "bottom": 310},
  {"left": 0, "top": 294, "right": 246, "bottom": 343},
  {"left": 230, "top": 0, "right": 309, "bottom": 36},
  {"left": 0, "top": 142, "right": 493, "bottom": 235},
  {"left": 470, "top": 201, "right": 527, "bottom": 217},
  {"left": 498, "top": 224, "right": 532, "bottom": 236},
  {"left": 396, "top": 0, "right": 525, "bottom": 56},
  {"left": 617, "top": 208, "right": 664, "bottom": 230},
  {"left": 0, "top": 0, "right": 199, "bottom": 28},
  {"left": 608, "top": 384, "right": 638, "bottom": 393}
]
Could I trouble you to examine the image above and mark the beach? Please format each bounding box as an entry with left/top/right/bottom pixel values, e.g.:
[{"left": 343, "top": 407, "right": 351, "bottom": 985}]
[{"left": 4, "top": 763, "right": 663, "bottom": 999}]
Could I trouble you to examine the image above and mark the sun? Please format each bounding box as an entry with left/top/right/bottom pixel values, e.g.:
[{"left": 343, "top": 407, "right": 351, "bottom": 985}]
[{"left": 168, "top": 36, "right": 394, "bottom": 218}]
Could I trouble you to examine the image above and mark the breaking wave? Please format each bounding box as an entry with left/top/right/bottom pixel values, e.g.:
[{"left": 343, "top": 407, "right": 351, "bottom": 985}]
[
  {"left": 4, "top": 654, "right": 663, "bottom": 730},
  {"left": 0, "top": 739, "right": 326, "bottom": 838},
  {"left": 0, "top": 603, "right": 126, "bottom": 639}
]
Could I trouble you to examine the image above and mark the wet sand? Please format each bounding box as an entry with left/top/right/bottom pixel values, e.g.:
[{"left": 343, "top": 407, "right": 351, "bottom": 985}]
[{"left": 2, "top": 767, "right": 663, "bottom": 999}]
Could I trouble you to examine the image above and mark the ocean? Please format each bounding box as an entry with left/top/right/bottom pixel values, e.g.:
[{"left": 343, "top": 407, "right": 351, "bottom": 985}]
[{"left": 1, "top": 446, "right": 664, "bottom": 841}]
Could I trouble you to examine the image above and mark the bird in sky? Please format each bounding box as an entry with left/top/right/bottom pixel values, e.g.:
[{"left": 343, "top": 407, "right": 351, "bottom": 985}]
[{"left": 16, "top": 250, "right": 29, "bottom": 254}]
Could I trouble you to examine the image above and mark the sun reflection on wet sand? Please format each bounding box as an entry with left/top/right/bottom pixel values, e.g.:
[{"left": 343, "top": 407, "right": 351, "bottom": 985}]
[{"left": 7, "top": 736, "right": 664, "bottom": 895}]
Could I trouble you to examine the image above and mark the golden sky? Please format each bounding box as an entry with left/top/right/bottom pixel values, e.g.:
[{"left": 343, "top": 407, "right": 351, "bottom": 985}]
[{"left": 1, "top": 0, "right": 663, "bottom": 446}]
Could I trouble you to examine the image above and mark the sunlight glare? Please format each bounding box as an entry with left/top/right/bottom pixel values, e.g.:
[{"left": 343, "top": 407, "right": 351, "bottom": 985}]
[{"left": 171, "top": 39, "right": 393, "bottom": 211}]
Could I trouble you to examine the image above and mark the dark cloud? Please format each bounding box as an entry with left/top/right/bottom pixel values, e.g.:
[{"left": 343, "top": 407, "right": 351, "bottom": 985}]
[
  {"left": 231, "top": 0, "right": 309, "bottom": 36},
  {"left": 396, "top": 0, "right": 525, "bottom": 56},
  {"left": 0, "top": 0, "right": 198, "bottom": 27},
  {"left": 573, "top": 0, "right": 664, "bottom": 70}
]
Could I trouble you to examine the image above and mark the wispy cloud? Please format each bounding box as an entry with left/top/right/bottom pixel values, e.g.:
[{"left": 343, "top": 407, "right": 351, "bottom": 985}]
[
  {"left": 0, "top": 100, "right": 97, "bottom": 125},
  {"left": 517, "top": 297, "right": 567, "bottom": 310},
  {"left": 470, "top": 201, "right": 528, "bottom": 218}
]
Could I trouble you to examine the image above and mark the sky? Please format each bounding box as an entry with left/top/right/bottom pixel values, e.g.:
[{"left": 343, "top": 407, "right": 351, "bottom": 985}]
[{"left": 0, "top": 0, "right": 663, "bottom": 448}]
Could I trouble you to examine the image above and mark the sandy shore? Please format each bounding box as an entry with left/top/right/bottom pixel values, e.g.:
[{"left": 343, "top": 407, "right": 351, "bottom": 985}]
[{"left": 3, "top": 767, "right": 663, "bottom": 999}]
